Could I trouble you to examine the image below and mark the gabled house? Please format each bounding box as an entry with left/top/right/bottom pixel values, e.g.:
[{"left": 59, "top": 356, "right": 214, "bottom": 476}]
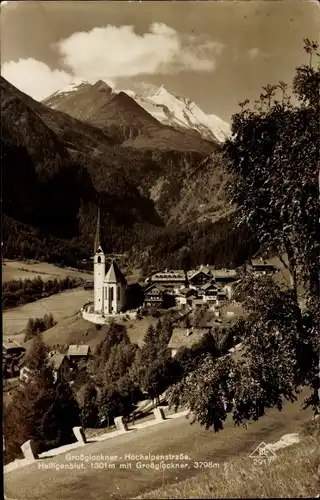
[
  {"left": 201, "top": 282, "right": 218, "bottom": 307},
  {"left": 67, "top": 345, "right": 91, "bottom": 364},
  {"left": 212, "top": 269, "right": 238, "bottom": 284},
  {"left": 3, "top": 341, "right": 26, "bottom": 380},
  {"left": 3, "top": 340, "right": 25, "bottom": 357},
  {"left": 143, "top": 284, "right": 166, "bottom": 309},
  {"left": 149, "top": 270, "right": 187, "bottom": 291},
  {"left": 175, "top": 287, "right": 198, "bottom": 307},
  {"left": 48, "top": 351, "right": 73, "bottom": 383},
  {"left": 20, "top": 352, "right": 73, "bottom": 384},
  {"left": 188, "top": 268, "right": 212, "bottom": 289},
  {"left": 168, "top": 327, "right": 209, "bottom": 357},
  {"left": 248, "top": 259, "right": 279, "bottom": 275}
]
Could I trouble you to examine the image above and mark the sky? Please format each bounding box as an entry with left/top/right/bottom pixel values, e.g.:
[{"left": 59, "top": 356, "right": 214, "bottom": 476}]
[{"left": 1, "top": 0, "right": 319, "bottom": 121}]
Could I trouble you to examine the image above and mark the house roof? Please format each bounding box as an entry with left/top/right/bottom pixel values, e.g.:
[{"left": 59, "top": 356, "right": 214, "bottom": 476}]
[
  {"left": 151, "top": 270, "right": 185, "bottom": 281},
  {"left": 144, "top": 284, "right": 166, "bottom": 294},
  {"left": 48, "top": 352, "right": 68, "bottom": 371},
  {"left": 3, "top": 340, "right": 24, "bottom": 351},
  {"left": 168, "top": 328, "right": 209, "bottom": 350},
  {"left": 201, "top": 282, "right": 217, "bottom": 291},
  {"left": 188, "top": 269, "right": 212, "bottom": 281},
  {"left": 212, "top": 269, "right": 238, "bottom": 280},
  {"left": 104, "top": 260, "right": 127, "bottom": 285},
  {"left": 67, "top": 345, "right": 90, "bottom": 357}
]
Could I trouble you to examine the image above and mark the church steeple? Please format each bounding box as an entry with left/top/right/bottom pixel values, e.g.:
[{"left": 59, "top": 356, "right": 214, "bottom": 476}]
[{"left": 94, "top": 201, "right": 101, "bottom": 254}]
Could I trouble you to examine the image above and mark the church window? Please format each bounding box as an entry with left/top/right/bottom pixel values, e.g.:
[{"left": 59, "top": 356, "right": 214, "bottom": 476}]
[
  {"left": 117, "top": 287, "right": 120, "bottom": 300},
  {"left": 110, "top": 287, "right": 114, "bottom": 301},
  {"left": 105, "top": 288, "right": 107, "bottom": 300},
  {"left": 97, "top": 256, "right": 101, "bottom": 264}
]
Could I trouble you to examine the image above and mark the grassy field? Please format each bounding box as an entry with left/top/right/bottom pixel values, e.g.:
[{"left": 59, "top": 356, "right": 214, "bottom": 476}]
[
  {"left": 126, "top": 316, "right": 159, "bottom": 346},
  {"left": 21, "top": 313, "right": 159, "bottom": 352},
  {"left": 2, "top": 259, "right": 93, "bottom": 284},
  {"left": 3, "top": 288, "right": 94, "bottom": 345},
  {"left": 4, "top": 392, "right": 314, "bottom": 500},
  {"left": 137, "top": 420, "right": 320, "bottom": 499}
]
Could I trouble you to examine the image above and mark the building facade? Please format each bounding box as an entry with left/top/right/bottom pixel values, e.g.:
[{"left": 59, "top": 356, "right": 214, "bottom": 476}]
[{"left": 94, "top": 246, "right": 127, "bottom": 315}]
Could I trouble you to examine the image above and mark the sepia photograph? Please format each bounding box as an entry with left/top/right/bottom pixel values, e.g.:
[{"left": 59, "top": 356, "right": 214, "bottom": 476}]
[{"left": 1, "top": 0, "right": 319, "bottom": 498}]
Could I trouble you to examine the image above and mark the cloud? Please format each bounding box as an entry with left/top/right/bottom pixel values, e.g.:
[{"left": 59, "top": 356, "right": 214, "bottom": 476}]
[
  {"left": 57, "top": 23, "right": 223, "bottom": 78},
  {"left": 1, "top": 58, "right": 75, "bottom": 100},
  {"left": 1, "top": 23, "right": 224, "bottom": 100},
  {"left": 247, "top": 47, "right": 269, "bottom": 59}
]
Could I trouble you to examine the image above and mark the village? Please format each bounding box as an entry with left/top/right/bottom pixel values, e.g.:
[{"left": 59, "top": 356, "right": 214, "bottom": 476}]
[{"left": 3, "top": 248, "right": 280, "bottom": 386}]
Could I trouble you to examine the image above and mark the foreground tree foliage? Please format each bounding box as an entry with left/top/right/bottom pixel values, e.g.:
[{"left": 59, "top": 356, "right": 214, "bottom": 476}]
[
  {"left": 167, "top": 40, "right": 320, "bottom": 430},
  {"left": 4, "top": 336, "right": 80, "bottom": 463}
]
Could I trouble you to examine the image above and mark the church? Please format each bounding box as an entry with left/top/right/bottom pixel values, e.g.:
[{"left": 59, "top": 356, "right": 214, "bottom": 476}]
[
  {"left": 92, "top": 205, "right": 127, "bottom": 316},
  {"left": 94, "top": 246, "right": 127, "bottom": 315}
]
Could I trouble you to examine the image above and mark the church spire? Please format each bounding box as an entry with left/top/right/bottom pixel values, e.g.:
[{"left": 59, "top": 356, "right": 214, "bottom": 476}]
[{"left": 94, "top": 201, "right": 101, "bottom": 254}]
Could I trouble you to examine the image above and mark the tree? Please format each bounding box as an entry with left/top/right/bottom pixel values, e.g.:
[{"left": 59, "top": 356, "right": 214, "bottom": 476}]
[
  {"left": 24, "top": 334, "right": 49, "bottom": 371},
  {"left": 76, "top": 381, "right": 99, "bottom": 428},
  {"left": 166, "top": 42, "right": 320, "bottom": 430},
  {"left": 131, "top": 320, "right": 175, "bottom": 405},
  {"left": 103, "top": 341, "right": 139, "bottom": 385},
  {"left": 4, "top": 341, "right": 80, "bottom": 462}
]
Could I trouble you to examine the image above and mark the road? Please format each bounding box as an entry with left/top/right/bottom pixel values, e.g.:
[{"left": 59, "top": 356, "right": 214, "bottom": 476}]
[{"left": 5, "top": 395, "right": 312, "bottom": 500}]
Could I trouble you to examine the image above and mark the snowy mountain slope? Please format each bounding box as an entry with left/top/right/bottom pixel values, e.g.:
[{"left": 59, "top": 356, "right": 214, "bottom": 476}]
[
  {"left": 136, "top": 85, "right": 231, "bottom": 143},
  {"left": 44, "top": 81, "right": 230, "bottom": 143}
]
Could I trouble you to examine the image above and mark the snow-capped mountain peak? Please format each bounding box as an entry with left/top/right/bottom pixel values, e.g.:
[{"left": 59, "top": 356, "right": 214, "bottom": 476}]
[
  {"left": 137, "top": 84, "right": 231, "bottom": 143},
  {"left": 54, "top": 79, "right": 91, "bottom": 96},
  {"left": 44, "top": 80, "right": 231, "bottom": 143}
]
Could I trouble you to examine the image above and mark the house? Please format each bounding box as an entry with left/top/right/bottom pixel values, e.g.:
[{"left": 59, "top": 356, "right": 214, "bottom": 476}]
[
  {"left": 248, "top": 259, "right": 279, "bottom": 275},
  {"left": 149, "top": 270, "right": 187, "bottom": 291},
  {"left": 212, "top": 269, "right": 239, "bottom": 284},
  {"left": 3, "top": 340, "right": 25, "bottom": 357},
  {"left": 20, "top": 352, "right": 73, "bottom": 384},
  {"left": 3, "top": 341, "right": 26, "bottom": 380},
  {"left": 168, "top": 327, "right": 210, "bottom": 357},
  {"left": 175, "top": 287, "right": 198, "bottom": 307},
  {"left": 143, "top": 284, "right": 166, "bottom": 308},
  {"left": 67, "top": 345, "right": 91, "bottom": 364},
  {"left": 48, "top": 351, "right": 73, "bottom": 383},
  {"left": 3, "top": 354, "right": 23, "bottom": 379},
  {"left": 201, "top": 282, "right": 218, "bottom": 307},
  {"left": 188, "top": 268, "right": 212, "bottom": 289},
  {"left": 217, "top": 290, "right": 228, "bottom": 304},
  {"left": 191, "top": 298, "right": 204, "bottom": 309}
]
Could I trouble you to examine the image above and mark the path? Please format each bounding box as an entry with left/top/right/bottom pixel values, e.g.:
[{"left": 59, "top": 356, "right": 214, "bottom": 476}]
[{"left": 5, "top": 395, "right": 312, "bottom": 500}]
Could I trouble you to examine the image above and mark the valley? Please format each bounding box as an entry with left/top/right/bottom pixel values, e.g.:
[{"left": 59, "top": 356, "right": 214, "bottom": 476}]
[{"left": 2, "top": 74, "right": 243, "bottom": 273}]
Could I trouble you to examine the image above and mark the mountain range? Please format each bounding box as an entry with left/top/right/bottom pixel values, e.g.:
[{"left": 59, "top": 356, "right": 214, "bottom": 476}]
[
  {"left": 2, "top": 75, "right": 255, "bottom": 269},
  {"left": 43, "top": 80, "right": 231, "bottom": 145}
]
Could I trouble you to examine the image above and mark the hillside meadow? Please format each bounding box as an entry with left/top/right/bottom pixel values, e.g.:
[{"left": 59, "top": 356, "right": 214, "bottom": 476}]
[{"left": 2, "top": 259, "right": 93, "bottom": 283}]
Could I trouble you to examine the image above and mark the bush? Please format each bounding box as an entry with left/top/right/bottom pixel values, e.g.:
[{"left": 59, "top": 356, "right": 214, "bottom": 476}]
[{"left": 24, "top": 313, "right": 57, "bottom": 342}]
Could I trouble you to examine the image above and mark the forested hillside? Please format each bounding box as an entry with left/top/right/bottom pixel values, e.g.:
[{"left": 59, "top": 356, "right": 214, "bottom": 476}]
[{"left": 1, "top": 75, "right": 256, "bottom": 268}]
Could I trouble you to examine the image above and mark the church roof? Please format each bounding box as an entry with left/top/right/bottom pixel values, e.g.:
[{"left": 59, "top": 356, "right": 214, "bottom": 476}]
[{"left": 104, "top": 260, "right": 127, "bottom": 285}]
